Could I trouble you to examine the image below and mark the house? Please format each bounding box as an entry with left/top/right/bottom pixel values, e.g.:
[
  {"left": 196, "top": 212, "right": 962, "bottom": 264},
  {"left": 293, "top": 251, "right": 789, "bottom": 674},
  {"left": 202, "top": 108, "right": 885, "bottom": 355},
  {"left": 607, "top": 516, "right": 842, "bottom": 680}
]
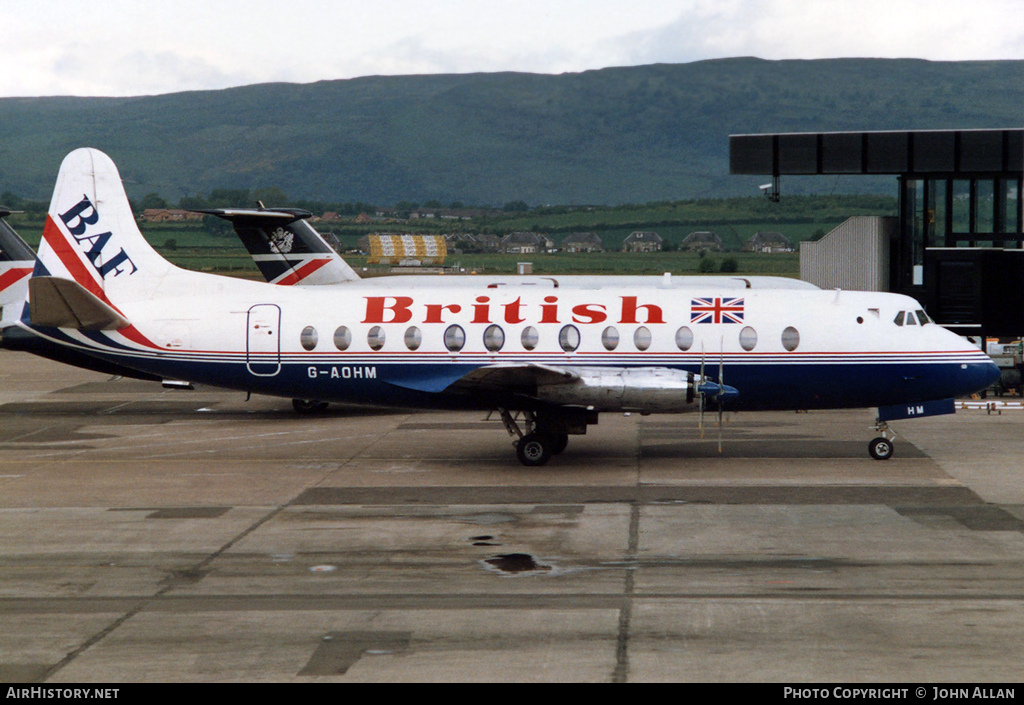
[
  {"left": 501, "top": 232, "right": 553, "bottom": 254},
  {"left": 140, "top": 208, "right": 203, "bottom": 223},
  {"left": 681, "top": 231, "right": 724, "bottom": 252},
  {"left": 743, "top": 231, "right": 794, "bottom": 253},
  {"left": 562, "top": 232, "right": 603, "bottom": 253},
  {"left": 622, "top": 231, "right": 663, "bottom": 252},
  {"left": 450, "top": 233, "right": 501, "bottom": 253}
]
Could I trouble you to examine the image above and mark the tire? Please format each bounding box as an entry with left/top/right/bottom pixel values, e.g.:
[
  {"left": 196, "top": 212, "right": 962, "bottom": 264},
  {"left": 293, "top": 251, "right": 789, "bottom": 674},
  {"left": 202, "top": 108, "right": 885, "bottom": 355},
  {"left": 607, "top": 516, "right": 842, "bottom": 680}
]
[
  {"left": 868, "top": 437, "right": 894, "bottom": 461},
  {"left": 516, "top": 433, "right": 552, "bottom": 466},
  {"left": 292, "top": 399, "right": 329, "bottom": 414}
]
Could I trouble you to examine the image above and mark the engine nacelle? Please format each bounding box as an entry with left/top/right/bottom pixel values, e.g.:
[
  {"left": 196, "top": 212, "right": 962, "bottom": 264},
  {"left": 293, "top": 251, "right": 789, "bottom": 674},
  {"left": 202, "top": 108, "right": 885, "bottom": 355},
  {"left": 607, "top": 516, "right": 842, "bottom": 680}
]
[{"left": 535, "top": 367, "right": 698, "bottom": 413}]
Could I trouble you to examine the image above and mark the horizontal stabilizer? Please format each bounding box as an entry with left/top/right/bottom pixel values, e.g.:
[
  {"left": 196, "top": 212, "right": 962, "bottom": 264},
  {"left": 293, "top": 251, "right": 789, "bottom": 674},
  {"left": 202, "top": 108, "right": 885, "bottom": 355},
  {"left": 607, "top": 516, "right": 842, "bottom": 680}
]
[{"left": 29, "top": 276, "right": 131, "bottom": 330}]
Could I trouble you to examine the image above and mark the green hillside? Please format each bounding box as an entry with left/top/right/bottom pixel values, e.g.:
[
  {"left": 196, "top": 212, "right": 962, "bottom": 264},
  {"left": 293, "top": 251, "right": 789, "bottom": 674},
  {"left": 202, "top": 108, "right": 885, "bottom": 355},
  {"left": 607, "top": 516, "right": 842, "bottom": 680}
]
[{"left": 1, "top": 58, "right": 1021, "bottom": 205}]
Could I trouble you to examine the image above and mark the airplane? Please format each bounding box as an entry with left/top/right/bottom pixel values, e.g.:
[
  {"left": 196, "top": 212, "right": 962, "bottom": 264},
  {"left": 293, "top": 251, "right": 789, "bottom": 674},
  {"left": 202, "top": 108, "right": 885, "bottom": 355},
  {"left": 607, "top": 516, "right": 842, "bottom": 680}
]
[
  {"left": 1, "top": 148, "right": 1001, "bottom": 465},
  {"left": 1, "top": 198, "right": 837, "bottom": 403}
]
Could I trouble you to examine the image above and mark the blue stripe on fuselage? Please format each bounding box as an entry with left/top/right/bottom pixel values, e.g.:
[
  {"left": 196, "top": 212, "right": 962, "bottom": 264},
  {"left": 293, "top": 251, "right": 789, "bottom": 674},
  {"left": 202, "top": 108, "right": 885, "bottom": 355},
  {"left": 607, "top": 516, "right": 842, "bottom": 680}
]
[{"left": 60, "top": 347, "right": 1000, "bottom": 413}]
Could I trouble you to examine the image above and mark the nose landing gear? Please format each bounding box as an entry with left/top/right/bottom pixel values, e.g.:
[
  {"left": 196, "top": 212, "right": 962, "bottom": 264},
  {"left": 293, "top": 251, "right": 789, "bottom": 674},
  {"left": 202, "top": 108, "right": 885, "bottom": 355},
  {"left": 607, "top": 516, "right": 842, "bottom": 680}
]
[{"left": 868, "top": 420, "right": 895, "bottom": 460}]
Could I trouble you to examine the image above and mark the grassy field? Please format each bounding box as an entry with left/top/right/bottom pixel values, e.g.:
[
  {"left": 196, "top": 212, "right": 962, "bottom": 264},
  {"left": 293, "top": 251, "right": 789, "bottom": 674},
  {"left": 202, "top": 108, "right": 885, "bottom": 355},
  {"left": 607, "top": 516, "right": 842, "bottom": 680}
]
[
  {"left": 8, "top": 220, "right": 801, "bottom": 278},
  {"left": 6, "top": 193, "right": 889, "bottom": 279}
]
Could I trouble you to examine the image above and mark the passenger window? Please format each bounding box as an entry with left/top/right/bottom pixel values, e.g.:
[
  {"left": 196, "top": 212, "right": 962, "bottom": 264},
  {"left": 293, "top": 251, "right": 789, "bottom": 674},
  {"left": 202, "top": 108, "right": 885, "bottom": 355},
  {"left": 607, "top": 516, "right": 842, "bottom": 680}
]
[
  {"left": 334, "top": 326, "right": 352, "bottom": 351},
  {"left": 633, "top": 326, "right": 652, "bottom": 351},
  {"left": 675, "top": 326, "right": 694, "bottom": 351},
  {"left": 483, "top": 325, "right": 505, "bottom": 352},
  {"left": 781, "top": 326, "right": 799, "bottom": 352},
  {"left": 521, "top": 326, "right": 539, "bottom": 351},
  {"left": 444, "top": 325, "right": 466, "bottom": 352},
  {"left": 300, "top": 326, "right": 318, "bottom": 351},
  {"left": 367, "top": 326, "right": 385, "bottom": 351},
  {"left": 894, "top": 311, "right": 905, "bottom": 327},
  {"left": 739, "top": 326, "right": 757, "bottom": 351},
  {"left": 404, "top": 326, "right": 422, "bottom": 350},
  {"left": 558, "top": 325, "right": 580, "bottom": 352},
  {"left": 601, "top": 326, "right": 619, "bottom": 351}
]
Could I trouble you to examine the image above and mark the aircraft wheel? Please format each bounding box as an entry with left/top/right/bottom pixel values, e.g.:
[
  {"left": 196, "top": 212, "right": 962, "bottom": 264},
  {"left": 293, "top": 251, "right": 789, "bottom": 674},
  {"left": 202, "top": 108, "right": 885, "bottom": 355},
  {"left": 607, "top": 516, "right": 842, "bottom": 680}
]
[
  {"left": 868, "top": 437, "right": 894, "bottom": 461},
  {"left": 516, "top": 433, "right": 552, "bottom": 467},
  {"left": 549, "top": 433, "right": 569, "bottom": 455},
  {"left": 292, "top": 399, "right": 329, "bottom": 414}
]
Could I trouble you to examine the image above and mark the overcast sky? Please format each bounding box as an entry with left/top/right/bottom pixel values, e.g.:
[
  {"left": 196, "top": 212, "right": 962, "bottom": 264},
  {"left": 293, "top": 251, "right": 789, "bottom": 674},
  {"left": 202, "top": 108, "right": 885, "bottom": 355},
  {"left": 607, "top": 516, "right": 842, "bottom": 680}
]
[{"left": 2, "top": 0, "right": 1023, "bottom": 98}]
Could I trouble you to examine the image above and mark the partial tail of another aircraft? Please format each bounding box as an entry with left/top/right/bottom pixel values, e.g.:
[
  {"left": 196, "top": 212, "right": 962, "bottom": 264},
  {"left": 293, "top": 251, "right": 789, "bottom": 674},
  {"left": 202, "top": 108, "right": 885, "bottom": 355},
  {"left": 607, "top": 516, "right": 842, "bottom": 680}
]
[
  {"left": 0, "top": 208, "right": 37, "bottom": 327},
  {"left": 197, "top": 206, "right": 360, "bottom": 285}
]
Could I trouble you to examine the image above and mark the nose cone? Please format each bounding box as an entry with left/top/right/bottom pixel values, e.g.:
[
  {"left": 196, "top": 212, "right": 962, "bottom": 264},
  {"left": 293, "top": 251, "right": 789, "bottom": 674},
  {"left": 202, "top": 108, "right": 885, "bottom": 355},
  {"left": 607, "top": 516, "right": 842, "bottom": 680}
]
[{"left": 975, "top": 360, "right": 1002, "bottom": 391}]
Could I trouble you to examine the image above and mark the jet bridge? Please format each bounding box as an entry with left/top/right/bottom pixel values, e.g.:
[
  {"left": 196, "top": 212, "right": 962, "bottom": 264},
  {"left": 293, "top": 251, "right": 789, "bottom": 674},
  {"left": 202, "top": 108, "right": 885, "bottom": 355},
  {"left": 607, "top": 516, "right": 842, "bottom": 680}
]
[{"left": 730, "top": 128, "right": 1024, "bottom": 339}]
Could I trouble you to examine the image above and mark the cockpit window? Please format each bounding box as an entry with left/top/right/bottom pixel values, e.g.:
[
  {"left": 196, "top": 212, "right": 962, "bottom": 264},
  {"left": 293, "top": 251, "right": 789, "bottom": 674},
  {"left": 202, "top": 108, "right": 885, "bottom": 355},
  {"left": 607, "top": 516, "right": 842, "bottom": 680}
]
[{"left": 894, "top": 309, "right": 932, "bottom": 327}]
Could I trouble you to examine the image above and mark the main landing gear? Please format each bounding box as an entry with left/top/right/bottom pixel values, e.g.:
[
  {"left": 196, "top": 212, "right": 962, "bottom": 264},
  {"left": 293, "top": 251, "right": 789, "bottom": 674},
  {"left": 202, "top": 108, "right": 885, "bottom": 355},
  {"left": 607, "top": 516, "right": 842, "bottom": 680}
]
[
  {"left": 868, "top": 420, "right": 895, "bottom": 461},
  {"left": 498, "top": 408, "right": 583, "bottom": 467},
  {"left": 515, "top": 431, "right": 570, "bottom": 467}
]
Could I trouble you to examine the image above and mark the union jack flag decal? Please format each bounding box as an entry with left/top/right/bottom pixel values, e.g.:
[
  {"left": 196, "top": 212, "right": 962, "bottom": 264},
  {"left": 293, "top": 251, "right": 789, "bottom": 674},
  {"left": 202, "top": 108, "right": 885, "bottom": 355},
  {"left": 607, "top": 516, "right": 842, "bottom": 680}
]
[{"left": 691, "top": 297, "right": 745, "bottom": 324}]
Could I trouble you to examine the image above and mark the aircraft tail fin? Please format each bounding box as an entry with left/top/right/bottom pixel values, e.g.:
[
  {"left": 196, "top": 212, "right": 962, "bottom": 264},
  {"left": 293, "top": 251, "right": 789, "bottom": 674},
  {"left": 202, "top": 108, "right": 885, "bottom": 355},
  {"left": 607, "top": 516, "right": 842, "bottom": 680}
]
[
  {"left": 198, "top": 207, "right": 360, "bottom": 284},
  {"left": 35, "top": 148, "right": 175, "bottom": 306}
]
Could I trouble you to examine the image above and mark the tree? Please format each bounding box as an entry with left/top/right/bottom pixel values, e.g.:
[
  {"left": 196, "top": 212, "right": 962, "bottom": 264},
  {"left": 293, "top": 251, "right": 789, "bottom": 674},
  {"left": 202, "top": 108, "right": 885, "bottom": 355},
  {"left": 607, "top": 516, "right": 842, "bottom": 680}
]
[
  {"left": 503, "top": 200, "right": 529, "bottom": 213},
  {"left": 253, "top": 187, "right": 290, "bottom": 207},
  {"left": 202, "top": 215, "right": 233, "bottom": 237},
  {"left": 209, "top": 188, "right": 251, "bottom": 208},
  {"left": 140, "top": 192, "right": 168, "bottom": 210}
]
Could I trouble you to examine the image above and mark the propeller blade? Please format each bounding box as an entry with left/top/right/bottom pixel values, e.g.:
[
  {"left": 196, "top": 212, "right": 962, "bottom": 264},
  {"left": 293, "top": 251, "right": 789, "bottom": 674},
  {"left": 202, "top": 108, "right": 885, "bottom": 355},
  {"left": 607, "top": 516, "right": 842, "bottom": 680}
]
[
  {"left": 699, "top": 342, "right": 706, "bottom": 438},
  {"left": 718, "top": 404, "right": 724, "bottom": 453},
  {"left": 718, "top": 335, "right": 725, "bottom": 454}
]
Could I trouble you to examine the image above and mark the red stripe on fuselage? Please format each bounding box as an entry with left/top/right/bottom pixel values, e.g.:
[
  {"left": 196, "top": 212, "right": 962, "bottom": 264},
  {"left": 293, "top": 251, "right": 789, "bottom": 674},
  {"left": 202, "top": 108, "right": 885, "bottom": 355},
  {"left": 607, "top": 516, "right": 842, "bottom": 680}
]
[{"left": 275, "top": 258, "right": 330, "bottom": 286}]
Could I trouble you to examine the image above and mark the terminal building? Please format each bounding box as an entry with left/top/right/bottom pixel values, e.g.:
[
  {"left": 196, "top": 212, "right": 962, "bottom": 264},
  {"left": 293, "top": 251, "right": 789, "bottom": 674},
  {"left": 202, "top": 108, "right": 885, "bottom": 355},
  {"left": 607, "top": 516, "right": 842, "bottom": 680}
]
[{"left": 729, "top": 128, "right": 1024, "bottom": 339}]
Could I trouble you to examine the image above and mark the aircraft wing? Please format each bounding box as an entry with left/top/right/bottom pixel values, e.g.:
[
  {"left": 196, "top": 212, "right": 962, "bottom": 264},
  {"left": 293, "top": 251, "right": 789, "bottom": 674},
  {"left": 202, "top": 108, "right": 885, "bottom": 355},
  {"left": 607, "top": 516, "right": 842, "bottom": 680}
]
[
  {"left": 449, "top": 362, "right": 578, "bottom": 392},
  {"left": 381, "top": 362, "right": 576, "bottom": 396},
  {"left": 409, "top": 362, "right": 711, "bottom": 415}
]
